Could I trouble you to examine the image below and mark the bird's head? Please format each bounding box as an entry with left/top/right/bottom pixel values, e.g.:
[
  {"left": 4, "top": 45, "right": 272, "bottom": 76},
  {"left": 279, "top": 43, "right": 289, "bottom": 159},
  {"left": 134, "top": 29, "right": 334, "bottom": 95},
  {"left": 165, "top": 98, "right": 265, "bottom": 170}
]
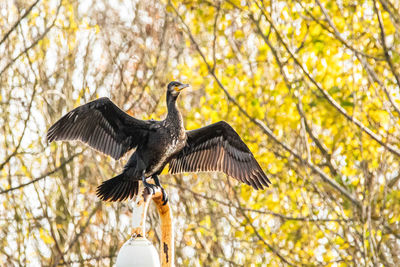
[{"left": 167, "top": 81, "right": 189, "bottom": 98}]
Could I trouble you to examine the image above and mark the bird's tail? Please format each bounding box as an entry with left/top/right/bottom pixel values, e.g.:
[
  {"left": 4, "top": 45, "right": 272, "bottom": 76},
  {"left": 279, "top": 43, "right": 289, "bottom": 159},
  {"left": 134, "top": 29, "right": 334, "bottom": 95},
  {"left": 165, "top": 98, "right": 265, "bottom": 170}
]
[{"left": 96, "top": 173, "right": 139, "bottom": 202}]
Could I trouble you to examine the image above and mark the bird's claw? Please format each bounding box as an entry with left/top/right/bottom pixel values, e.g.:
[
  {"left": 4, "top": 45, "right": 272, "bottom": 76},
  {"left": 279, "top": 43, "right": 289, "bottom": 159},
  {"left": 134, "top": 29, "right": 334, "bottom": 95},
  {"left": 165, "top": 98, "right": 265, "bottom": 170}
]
[
  {"left": 151, "top": 175, "right": 168, "bottom": 205},
  {"left": 160, "top": 187, "right": 168, "bottom": 205},
  {"left": 144, "top": 183, "right": 157, "bottom": 195},
  {"left": 144, "top": 183, "right": 168, "bottom": 205},
  {"left": 143, "top": 178, "right": 157, "bottom": 195}
]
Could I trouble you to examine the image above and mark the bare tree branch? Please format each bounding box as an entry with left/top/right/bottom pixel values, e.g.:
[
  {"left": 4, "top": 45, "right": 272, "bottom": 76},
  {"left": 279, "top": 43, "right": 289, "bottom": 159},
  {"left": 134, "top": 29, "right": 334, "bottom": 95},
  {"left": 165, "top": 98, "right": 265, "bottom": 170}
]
[
  {"left": 313, "top": 0, "right": 400, "bottom": 117},
  {"left": 0, "top": 152, "right": 82, "bottom": 195},
  {"left": 226, "top": 178, "right": 297, "bottom": 266},
  {"left": 0, "top": 2, "right": 60, "bottom": 78},
  {"left": 373, "top": 0, "right": 400, "bottom": 88},
  {"left": 0, "top": 82, "right": 37, "bottom": 171},
  {"left": 166, "top": 181, "right": 354, "bottom": 222},
  {"left": 52, "top": 202, "right": 101, "bottom": 266},
  {"left": 0, "top": 0, "right": 41, "bottom": 46},
  {"left": 259, "top": 4, "right": 400, "bottom": 157},
  {"left": 171, "top": 3, "right": 361, "bottom": 209}
]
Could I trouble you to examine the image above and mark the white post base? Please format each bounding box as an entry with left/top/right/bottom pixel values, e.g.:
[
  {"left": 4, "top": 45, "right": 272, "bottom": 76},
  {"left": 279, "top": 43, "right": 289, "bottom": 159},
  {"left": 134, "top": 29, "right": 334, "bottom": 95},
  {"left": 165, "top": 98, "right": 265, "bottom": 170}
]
[{"left": 116, "top": 237, "right": 161, "bottom": 267}]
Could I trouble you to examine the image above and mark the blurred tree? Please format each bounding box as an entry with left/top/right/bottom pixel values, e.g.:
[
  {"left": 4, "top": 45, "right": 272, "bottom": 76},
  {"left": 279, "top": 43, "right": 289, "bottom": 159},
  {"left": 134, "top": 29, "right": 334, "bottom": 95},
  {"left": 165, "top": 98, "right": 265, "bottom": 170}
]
[{"left": 1, "top": 0, "right": 399, "bottom": 266}]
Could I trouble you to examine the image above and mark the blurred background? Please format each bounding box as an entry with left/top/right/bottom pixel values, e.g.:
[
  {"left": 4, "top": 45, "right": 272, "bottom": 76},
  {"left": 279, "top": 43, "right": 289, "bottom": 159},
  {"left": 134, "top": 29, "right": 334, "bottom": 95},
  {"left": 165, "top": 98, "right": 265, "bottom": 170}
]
[{"left": 1, "top": 0, "right": 400, "bottom": 266}]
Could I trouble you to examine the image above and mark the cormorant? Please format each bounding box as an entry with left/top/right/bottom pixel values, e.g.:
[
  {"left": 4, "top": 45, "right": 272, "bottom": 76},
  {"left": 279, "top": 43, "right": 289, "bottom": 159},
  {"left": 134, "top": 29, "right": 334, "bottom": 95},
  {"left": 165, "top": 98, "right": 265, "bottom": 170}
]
[{"left": 47, "top": 81, "right": 270, "bottom": 204}]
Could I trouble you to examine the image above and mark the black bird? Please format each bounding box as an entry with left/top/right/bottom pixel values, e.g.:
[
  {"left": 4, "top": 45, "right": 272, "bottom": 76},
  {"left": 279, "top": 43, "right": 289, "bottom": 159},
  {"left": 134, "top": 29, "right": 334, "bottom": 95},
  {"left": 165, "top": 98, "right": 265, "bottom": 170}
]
[{"left": 47, "top": 81, "right": 270, "bottom": 204}]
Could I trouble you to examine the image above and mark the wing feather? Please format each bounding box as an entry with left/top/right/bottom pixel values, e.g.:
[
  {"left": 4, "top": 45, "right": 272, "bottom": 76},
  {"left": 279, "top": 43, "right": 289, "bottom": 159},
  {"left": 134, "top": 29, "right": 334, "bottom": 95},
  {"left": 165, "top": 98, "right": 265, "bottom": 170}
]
[
  {"left": 198, "top": 148, "right": 207, "bottom": 171},
  {"left": 47, "top": 97, "right": 153, "bottom": 160},
  {"left": 169, "top": 121, "right": 270, "bottom": 189}
]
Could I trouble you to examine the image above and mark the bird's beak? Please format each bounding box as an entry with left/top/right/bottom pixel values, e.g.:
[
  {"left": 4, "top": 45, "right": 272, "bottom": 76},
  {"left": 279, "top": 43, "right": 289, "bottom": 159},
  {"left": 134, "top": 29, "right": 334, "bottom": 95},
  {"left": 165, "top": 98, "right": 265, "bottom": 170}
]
[{"left": 174, "top": 84, "right": 189, "bottom": 92}]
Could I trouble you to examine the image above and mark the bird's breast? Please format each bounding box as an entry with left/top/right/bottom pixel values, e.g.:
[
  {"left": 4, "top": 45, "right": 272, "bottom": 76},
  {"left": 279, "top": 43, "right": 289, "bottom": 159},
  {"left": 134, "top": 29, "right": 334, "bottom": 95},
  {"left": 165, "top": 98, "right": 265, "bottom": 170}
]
[{"left": 145, "top": 129, "right": 186, "bottom": 176}]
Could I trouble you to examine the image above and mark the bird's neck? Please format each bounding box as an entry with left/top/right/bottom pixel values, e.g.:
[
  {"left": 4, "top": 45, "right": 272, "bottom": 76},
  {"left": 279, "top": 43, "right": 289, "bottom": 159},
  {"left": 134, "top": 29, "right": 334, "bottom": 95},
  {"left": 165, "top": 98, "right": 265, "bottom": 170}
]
[{"left": 166, "top": 93, "right": 183, "bottom": 125}]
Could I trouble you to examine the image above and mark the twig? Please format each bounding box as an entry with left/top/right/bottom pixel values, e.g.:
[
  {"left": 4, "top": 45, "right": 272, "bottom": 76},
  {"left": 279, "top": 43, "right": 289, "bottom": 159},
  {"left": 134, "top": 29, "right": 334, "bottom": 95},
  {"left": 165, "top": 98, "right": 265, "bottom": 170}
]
[
  {"left": 166, "top": 181, "right": 354, "bottom": 222},
  {"left": 261, "top": 4, "right": 400, "bottom": 157},
  {"left": 0, "top": 152, "right": 82, "bottom": 194},
  {"left": 52, "top": 202, "right": 101, "bottom": 266},
  {"left": 226, "top": 178, "right": 297, "bottom": 266},
  {"left": 0, "top": 0, "right": 41, "bottom": 46},
  {"left": 0, "top": 2, "right": 61, "bottom": 78},
  {"left": 172, "top": 2, "right": 362, "bottom": 209},
  {"left": 314, "top": 0, "right": 400, "bottom": 117},
  {"left": 373, "top": 0, "right": 400, "bottom": 88}
]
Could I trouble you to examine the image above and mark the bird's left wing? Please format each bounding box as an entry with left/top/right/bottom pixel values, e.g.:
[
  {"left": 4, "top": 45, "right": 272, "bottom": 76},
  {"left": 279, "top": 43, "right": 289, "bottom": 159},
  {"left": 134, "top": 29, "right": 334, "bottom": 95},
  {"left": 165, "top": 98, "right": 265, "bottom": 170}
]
[
  {"left": 169, "top": 121, "right": 270, "bottom": 189},
  {"left": 47, "top": 97, "right": 154, "bottom": 160}
]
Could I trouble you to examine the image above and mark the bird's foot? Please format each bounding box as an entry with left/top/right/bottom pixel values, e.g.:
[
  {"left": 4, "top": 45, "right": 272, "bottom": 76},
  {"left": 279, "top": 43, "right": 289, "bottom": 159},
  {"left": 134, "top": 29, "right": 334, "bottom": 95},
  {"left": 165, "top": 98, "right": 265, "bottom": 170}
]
[
  {"left": 144, "top": 181, "right": 157, "bottom": 195},
  {"left": 142, "top": 177, "right": 157, "bottom": 195},
  {"left": 160, "top": 187, "right": 168, "bottom": 206},
  {"left": 152, "top": 175, "right": 168, "bottom": 205}
]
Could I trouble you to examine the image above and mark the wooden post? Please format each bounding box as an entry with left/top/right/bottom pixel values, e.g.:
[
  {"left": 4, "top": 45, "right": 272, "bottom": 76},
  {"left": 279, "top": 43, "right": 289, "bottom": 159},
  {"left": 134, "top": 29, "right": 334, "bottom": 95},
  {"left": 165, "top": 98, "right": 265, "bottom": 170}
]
[
  {"left": 131, "top": 187, "right": 174, "bottom": 267},
  {"left": 152, "top": 190, "right": 174, "bottom": 267}
]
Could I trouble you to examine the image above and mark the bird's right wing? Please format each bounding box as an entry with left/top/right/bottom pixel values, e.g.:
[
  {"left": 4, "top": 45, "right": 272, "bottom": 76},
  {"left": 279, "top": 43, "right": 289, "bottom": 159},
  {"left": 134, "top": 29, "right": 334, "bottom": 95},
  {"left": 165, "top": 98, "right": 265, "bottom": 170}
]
[
  {"left": 169, "top": 121, "right": 270, "bottom": 189},
  {"left": 47, "top": 97, "right": 154, "bottom": 160}
]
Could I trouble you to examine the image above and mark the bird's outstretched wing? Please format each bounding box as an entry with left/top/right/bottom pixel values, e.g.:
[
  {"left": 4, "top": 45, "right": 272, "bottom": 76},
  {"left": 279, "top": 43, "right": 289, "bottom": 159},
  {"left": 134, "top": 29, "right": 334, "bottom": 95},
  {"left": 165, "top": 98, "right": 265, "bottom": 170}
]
[
  {"left": 169, "top": 121, "right": 270, "bottom": 189},
  {"left": 47, "top": 97, "right": 153, "bottom": 160}
]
